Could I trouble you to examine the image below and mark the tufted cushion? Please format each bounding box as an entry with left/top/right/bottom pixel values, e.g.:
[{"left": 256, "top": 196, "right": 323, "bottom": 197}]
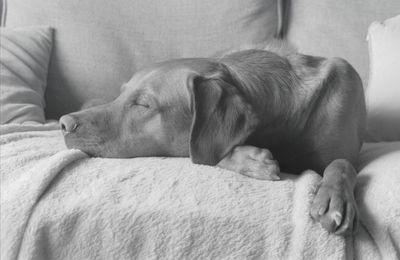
[{"left": 5, "top": 0, "right": 278, "bottom": 118}]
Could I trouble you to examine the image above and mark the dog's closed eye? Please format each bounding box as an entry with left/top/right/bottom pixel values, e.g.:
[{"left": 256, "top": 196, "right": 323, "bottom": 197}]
[
  {"left": 130, "top": 95, "right": 153, "bottom": 109},
  {"left": 132, "top": 101, "right": 150, "bottom": 108}
]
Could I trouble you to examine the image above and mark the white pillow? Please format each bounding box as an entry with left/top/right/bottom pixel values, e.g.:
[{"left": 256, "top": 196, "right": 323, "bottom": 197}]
[
  {"left": 0, "top": 27, "right": 54, "bottom": 124},
  {"left": 366, "top": 15, "right": 400, "bottom": 142},
  {"left": 355, "top": 141, "right": 400, "bottom": 259}
]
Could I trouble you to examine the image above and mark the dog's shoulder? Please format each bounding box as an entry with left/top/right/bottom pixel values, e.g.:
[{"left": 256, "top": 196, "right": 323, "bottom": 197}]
[{"left": 287, "top": 54, "right": 362, "bottom": 95}]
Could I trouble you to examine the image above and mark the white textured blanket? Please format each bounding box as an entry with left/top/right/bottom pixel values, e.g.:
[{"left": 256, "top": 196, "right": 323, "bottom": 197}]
[
  {"left": 2, "top": 122, "right": 386, "bottom": 260},
  {"left": 354, "top": 142, "right": 400, "bottom": 260}
]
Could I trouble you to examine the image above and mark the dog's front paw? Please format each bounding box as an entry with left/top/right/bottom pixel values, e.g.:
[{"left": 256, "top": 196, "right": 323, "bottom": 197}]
[
  {"left": 217, "top": 146, "right": 280, "bottom": 180},
  {"left": 310, "top": 183, "right": 358, "bottom": 235},
  {"left": 241, "top": 153, "right": 280, "bottom": 180}
]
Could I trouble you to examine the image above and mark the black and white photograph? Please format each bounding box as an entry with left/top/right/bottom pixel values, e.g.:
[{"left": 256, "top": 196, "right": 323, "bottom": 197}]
[{"left": 1, "top": 0, "right": 399, "bottom": 259}]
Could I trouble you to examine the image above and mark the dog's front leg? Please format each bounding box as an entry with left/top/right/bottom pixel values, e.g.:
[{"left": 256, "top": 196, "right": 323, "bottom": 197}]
[
  {"left": 217, "top": 146, "right": 280, "bottom": 180},
  {"left": 310, "top": 159, "right": 358, "bottom": 235}
]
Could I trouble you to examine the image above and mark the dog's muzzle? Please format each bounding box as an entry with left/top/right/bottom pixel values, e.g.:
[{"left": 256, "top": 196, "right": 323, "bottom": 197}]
[{"left": 60, "top": 115, "right": 79, "bottom": 134}]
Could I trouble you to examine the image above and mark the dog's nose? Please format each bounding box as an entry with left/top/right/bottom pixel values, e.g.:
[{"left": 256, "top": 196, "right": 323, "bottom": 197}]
[{"left": 59, "top": 115, "right": 79, "bottom": 133}]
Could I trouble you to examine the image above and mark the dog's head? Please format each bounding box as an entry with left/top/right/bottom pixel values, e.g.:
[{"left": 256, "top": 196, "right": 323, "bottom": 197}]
[{"left": 60, "top": 60, "right": 258, "bottom": 165}]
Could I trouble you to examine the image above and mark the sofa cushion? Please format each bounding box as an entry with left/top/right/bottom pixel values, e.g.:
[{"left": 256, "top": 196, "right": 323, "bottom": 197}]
[
  {"left": 5, "top": 0, "right": 278, "bottom": 118},
  {"left": 287, "top": 0, "right": 400, "bottom": 88},
  {"left": 365, "top": 15, "right": 400, "bottom": 142},
  {"left": 0, "top": 27, "right": 53, "bottom": 124}
]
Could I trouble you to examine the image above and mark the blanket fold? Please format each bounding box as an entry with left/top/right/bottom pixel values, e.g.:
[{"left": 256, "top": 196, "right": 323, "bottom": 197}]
[{"left": 1, "top": 123, "right": 88, "bottom": 260}]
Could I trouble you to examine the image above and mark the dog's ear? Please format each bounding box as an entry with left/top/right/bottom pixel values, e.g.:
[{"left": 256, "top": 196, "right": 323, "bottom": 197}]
[{"left": 188, "top": 75, "right": 258, "bottom": 165}]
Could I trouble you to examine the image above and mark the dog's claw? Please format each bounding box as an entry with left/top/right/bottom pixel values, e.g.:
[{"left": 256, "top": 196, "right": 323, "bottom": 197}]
[
  {"left": 271, "top": 174, "right": 280, "bottom": 181},
  {"left": 334, "top": 203, "right": 358, "bottom": 235},
  {"left": 310, "top": 184, "right": 358, "bottom": 235},
  {"left": 332, "top": 212, "right": 342, "bottom": 227}
]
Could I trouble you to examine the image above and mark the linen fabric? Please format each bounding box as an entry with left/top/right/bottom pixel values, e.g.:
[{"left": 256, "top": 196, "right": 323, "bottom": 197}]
[{"left": 0, "top": 27, "right": 53, "bottom": 124}]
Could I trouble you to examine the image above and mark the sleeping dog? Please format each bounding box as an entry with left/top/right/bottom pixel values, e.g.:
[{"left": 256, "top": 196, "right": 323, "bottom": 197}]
[{"left": 60, "top": 49, "right": 366, "bottom": 235}]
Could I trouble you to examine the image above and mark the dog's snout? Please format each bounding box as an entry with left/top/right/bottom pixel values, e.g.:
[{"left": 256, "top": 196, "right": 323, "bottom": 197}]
[{"left": 60, "top": 115, "right": 79, "bottom": 133}]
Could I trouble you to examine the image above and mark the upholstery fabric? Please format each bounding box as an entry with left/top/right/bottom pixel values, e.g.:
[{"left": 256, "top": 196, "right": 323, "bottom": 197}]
[
  {"left": 287, "top": 0, "right": 400, "bottom": 87},
  {"left": 5, "top": 0, "right": 278, "bottom": 118},
  {"left": 0, "top": 27, "right": 53, "bottom": 124},
  {"left": 355, "top": 141, "right": 400, "bottom": 259},
  {"left": 365, "top": 15, "right": 400, "bottom": 141}
]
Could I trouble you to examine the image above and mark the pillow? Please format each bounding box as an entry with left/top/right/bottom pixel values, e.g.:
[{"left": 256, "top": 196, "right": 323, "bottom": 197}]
[
  {"left": 0, "top": 27, "right": 53, "bottom": 124},
  {"left": 355, "top": 141, "right": 400, "bottom": 259},
  {"left": 365, "top": 15, "right": 400, "bottom": 141}
]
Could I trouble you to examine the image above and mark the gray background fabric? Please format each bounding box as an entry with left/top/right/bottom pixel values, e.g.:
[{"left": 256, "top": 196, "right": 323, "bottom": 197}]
[
  {"left": 4, "top": 0, "right": 278, "bottom": 118},
  {"left": 3, "top": 0, "right": 400, "bottom": 119},
  {"left": 287, "top": 0, "right": 400, "bottom": 88}
]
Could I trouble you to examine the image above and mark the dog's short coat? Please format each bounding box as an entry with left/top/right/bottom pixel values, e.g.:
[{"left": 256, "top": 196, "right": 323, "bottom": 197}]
[{"left": 60, "top": 49, "right": 366, "bottom": 235}]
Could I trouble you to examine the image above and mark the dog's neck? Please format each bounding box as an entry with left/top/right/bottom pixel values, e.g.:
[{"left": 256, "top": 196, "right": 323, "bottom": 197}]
[{"left": 221, "top": 55, "right": 300, "bottom": 130}]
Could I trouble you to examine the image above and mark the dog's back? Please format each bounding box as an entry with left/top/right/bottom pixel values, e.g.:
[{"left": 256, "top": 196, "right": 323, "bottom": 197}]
[{"left": 221, "top": 49, "right": 366, "bottom": 173}]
